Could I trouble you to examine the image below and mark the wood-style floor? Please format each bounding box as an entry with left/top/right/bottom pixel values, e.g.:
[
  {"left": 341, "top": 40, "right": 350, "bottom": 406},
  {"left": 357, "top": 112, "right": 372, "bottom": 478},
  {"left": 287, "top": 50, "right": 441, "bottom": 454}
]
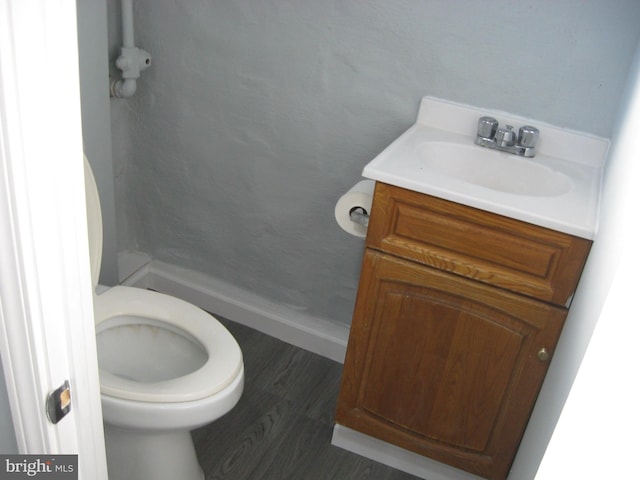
[{"left": 192, "top": 317, "right": 420, "bottom": 480}]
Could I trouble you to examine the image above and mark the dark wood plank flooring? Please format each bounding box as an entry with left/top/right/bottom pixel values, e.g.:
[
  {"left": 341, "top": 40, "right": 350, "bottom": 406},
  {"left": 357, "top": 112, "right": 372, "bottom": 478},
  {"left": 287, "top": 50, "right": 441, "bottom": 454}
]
[{"left": 192, "top": 317, "right": 420, "bottom": 480}]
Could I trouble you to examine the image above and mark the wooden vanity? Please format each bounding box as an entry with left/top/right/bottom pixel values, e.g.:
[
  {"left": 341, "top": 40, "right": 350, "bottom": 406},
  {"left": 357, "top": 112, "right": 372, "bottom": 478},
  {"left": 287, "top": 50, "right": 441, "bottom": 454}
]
[{"left": 335, "top": 182, "right": 592, "bottom": 480}]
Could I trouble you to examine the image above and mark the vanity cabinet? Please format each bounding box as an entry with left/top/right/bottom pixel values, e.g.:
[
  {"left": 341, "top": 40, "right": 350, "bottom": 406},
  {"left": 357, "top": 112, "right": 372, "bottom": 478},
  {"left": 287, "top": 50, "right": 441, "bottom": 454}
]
[{"left": 335, "top": 183, "right": 591, "bottom": 480}]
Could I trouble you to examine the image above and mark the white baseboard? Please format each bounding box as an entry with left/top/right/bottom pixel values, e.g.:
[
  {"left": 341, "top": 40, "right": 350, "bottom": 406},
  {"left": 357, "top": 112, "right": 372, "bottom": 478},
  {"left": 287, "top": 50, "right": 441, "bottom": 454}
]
[
  {"left": 119, "top": 257, "right": 349, "bottom": 363},
  {"left": 331, "top": 425, "right": 484, "bottom": 480},
  {"left": 117, "top": 250, "right": 151, "bottom": 284}
]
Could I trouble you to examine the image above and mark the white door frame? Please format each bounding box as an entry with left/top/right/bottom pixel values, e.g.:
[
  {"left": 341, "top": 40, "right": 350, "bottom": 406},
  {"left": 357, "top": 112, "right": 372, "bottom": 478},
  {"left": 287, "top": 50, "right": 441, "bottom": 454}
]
[{"left": 0, "top": 0, "right": 107, "bottom": 478}]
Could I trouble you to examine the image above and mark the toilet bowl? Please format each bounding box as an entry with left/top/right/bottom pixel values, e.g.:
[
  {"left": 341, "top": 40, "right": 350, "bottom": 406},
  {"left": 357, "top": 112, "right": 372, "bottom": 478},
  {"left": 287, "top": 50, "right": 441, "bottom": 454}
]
[{"left": 84, "top": 157, "right": 244, "bottom": 480}]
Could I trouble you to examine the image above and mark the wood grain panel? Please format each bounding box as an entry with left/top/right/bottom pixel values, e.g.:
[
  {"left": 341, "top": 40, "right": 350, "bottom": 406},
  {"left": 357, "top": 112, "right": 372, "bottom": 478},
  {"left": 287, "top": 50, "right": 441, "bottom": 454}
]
[
  {"left": 366, "top": 183, "right": 592, "bottom": 306},
  {"left": 336, "top": 251, "right": 567, "bottom": 480},
  {"left": 360, "top": 290, "right": 523, "bottom": 452}
]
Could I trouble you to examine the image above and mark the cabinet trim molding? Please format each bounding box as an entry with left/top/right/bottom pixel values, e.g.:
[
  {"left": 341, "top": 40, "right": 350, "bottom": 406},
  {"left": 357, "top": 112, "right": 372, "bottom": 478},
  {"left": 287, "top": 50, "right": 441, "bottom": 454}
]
[{"left": 367, "top": 183, "right": 592, "bottom": 305}]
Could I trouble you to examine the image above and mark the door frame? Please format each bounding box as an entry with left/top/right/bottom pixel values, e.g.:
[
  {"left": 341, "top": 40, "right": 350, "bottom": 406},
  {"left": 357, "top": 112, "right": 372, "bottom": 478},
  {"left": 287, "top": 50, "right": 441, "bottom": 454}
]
[{"left": 0, "top": 0, "right": 107, "bottom": 477}]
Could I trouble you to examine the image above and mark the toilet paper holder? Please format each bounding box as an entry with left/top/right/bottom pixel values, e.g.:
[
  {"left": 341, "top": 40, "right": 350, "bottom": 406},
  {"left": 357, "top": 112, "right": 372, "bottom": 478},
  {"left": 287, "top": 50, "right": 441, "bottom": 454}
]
[
  {"left": 335, "top": 180, "right": 374, "bottom": 237},
  {"left": 349, "top": 207, "right": 370, "bottom": 227}
]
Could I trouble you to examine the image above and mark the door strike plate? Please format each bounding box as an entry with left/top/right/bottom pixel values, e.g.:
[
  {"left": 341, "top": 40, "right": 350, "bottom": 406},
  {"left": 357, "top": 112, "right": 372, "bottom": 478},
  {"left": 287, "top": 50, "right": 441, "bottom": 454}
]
[{"left": 46, "top": 380, "right": 71, "bottom": 424}]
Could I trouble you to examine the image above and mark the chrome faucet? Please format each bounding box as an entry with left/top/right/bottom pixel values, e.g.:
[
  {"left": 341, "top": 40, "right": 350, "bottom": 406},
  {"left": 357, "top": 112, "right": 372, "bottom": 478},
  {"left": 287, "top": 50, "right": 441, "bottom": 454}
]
[{"left": 474, "top": 116, "right": 539, "bottom": 157}]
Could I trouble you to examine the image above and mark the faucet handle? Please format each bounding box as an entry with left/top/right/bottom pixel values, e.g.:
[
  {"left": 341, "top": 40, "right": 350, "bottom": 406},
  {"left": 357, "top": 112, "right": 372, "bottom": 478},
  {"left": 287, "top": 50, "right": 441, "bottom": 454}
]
[
  {"left": 477, "top": 116, "right": 498, "bottom": 139},
  {"left": 495, "top": 125, "right": 517, "bottom": 147},
  {"left": 518, "top": 126, "right": 539, "bottom": 148}
]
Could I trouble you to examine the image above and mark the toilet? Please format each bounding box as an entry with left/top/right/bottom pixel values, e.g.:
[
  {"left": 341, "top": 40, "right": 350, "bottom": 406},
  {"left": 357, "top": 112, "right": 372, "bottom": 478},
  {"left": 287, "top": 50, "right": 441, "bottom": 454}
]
[{"left": 84, "top": 157, "right": 244, "bottom": 480}]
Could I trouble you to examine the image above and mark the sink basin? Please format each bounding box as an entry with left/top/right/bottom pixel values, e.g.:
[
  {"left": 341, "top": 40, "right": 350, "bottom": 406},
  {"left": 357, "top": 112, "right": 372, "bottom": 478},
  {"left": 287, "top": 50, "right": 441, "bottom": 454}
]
[
  {"left": 361, "top": 97, "right": 608, "bottom": 239},
  {"left": 416, "top": 142, "right": 572, "bottom": 197}
]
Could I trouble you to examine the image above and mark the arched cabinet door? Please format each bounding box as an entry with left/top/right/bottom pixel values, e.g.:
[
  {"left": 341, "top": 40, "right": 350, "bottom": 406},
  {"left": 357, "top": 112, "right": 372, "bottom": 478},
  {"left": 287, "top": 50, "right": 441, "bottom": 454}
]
[{"left": 336, "top": 250, "right": 566, "bottom": 480}]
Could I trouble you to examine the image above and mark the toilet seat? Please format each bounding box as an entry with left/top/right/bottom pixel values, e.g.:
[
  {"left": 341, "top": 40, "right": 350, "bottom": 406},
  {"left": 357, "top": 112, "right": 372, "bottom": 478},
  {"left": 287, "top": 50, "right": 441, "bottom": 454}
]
[{"left": 94, "top": 285, "right": 243, "bottom": 403}]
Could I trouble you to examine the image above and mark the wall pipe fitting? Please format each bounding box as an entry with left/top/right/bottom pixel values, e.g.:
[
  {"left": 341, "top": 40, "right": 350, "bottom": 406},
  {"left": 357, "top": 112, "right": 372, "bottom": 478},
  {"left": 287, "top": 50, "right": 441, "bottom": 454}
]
[{"left": 111, "top": 0, "right": 151, "bottom": 98}]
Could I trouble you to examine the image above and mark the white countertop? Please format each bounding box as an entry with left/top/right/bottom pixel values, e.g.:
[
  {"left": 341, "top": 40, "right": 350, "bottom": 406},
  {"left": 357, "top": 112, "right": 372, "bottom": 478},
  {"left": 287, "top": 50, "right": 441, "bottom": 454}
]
[{"left": 362, "top": 97, "right": 609, "bottom": 239}]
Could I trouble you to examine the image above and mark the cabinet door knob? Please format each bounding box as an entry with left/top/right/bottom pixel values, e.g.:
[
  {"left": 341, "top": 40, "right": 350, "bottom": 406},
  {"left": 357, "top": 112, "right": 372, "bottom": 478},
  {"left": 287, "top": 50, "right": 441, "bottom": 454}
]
[{"left": 537, "top": 347, "right": 550, "bottom": 362}]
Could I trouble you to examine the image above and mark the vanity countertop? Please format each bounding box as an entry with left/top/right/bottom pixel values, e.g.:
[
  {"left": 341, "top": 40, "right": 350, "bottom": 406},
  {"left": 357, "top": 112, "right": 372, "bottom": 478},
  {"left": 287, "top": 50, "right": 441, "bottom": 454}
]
[{"left": 362, "top": 97, "right": 609, "bottom": 240}]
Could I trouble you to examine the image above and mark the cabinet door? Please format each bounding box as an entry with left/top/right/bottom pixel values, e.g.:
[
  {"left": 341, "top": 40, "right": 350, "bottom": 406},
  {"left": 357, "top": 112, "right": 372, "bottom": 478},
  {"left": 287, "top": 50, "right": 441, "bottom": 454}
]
[{"left": 336, "top": 250, "right": 567, "bottom": 480}]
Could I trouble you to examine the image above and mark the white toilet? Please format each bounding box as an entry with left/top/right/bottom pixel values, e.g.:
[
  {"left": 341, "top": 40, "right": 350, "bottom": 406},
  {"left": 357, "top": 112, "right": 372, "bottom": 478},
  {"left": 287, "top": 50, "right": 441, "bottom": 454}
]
[{"left": 84, "top": 157, "right": 244, "bottom": 480}]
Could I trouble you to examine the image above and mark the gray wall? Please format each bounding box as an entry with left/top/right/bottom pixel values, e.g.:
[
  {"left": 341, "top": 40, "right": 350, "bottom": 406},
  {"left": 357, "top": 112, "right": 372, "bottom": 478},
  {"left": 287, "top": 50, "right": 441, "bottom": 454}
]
[
  {"left": 77, "top": 0, "right": 118, "bottom": 285},
  {"left": 109, "top": 0, "right": 640, "bottom": 327},
  {"left": 0, "top": 355, "right": 18, "bottom": 454}
]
